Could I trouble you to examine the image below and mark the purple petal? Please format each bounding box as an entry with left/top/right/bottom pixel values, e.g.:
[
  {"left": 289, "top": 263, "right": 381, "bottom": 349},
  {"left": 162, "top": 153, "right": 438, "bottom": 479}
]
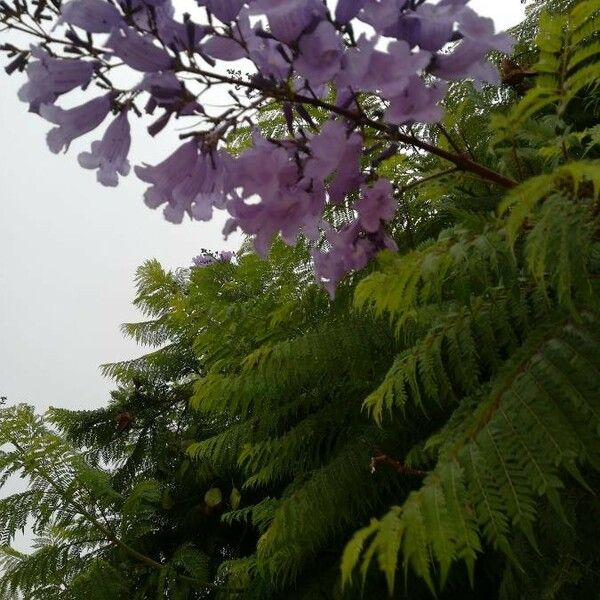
[
  {"left": 335, "top": 0, "right": 366, "bottom": 24},
  {"left": 202, "top": 36, "right": 246, "bottom": 61},
  {"left": 106, "top": 27, "right": 173, "bottom": 72},
  {"left": 40, "top": 94, "right": 112, "bottom": 153},
  {"left": 78, "top": 111, "right": 131, "bottom": 186},
  {"left": 57, "top": 0, "right": 122, "bottom": 33}
]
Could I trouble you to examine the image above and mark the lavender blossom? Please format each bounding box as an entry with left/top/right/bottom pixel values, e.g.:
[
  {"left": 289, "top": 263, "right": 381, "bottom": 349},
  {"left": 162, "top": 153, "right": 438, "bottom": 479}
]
[
  {"left": 191, "top": 250, "right": 234, "bottom": 268},
  {"left": 192, "top": 253, "right": 217, "bottom": 268},
  {"left": 202, "top": 36, "right": 247, "bottom": 61},
  {"left": 335, "top": 0, "right": 366, "bottom": 24},
  {"left": 56, "top": 0, "right": 123, "bottom": 33},
  {"left": 40, "top": 94, "right": 112, "bottom": 153},
  {"left": 385, "top": 77, "right": 447, "bottom": 125},
  {"left": 313, "top": 220, "right": 397, "bottom": 297},
  {"left": 135, "top": 142, "right": 228, "bottom": 223},
  {"left": 295, "top": 21, "right": 344, "bottom": 85},
  {"left": 78, "top": 112, "right": 131, "bottom": 186},
  {"left": 197, "top": 0, "right": 244, "bottom": 22},
  {"left": 169, "top": 150, "right": 228, "bottom": 223},
  {"left": 138, "top": 72, "right": 201, "bottom": 116},
  {"left": 225, "top": 182, "right": 324, "bottom": 256},
  {"left": 224, "top": 133, "right": 324, "bottom": 255},
  {"left": 433, "top": 8, "right": 514, "bottom": 84},
  {"left": 254, "top": 0, "right": 327, "bottom": 43},
  {"left": 106, "top": 27, "right": 173, "bottom": 72},
  {"left": 355, "top": 179, "right": 396, "bottom": 233},
  {"left": 18, "top": 47, "right": 95, "bottom": 113},
  {"left": 305, "top": 120, "right": 363, "bottom": 202}
]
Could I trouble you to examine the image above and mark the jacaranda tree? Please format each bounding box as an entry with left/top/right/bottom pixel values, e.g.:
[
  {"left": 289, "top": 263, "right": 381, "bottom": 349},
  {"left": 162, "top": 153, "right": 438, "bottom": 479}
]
[{"left": 1, "top": 0, "right": 600, "bottom": 597}]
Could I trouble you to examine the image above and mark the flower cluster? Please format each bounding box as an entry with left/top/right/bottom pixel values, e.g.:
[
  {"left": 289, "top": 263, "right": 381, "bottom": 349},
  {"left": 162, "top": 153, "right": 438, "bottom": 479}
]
[{"left": 1, "top": 0, "right": 514, "bottom": 293}]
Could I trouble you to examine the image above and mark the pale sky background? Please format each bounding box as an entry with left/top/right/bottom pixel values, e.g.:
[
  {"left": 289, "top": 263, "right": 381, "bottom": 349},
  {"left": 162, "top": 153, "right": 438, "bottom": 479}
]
[{"left": 0, "top": 1, "right": 527, "bottom": 418}]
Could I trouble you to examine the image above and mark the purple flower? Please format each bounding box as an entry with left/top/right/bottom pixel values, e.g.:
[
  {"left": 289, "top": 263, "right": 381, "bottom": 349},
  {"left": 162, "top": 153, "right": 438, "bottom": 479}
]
[
  {"left": 335, "top": 33, "right": 377, "bottom": 89},
  {"left": 432, "top": 8, "right": 514, "bottom": 84},
  {"left": 135, "top": 141, "right": 198, "bottom": 218},
  {"left": 404, "top": 2, "right": 460, "bottom": 51},
  {"left": 378, "top": 41, "right": 431, "bottom": 98},
  {"left": 158, "top": 15, "right": 209, "bottom": 51},
  {"left": 225, "top": 182, "right": 324, "bottom": 256},
  {"left": 336, "top": 35, "right": 429, "bottom": 98},
  {"left": 168, "top": 149, "right": 228, "bottom": 223},
  {"left": 253, "top": 0, "right": 327, "bottom": 43},
  {"left": 78, "top": 111, "right": 131, "bottom": 186},
  {"left": 295, "top": 21, "right": 344, "bottom": 85},
  {"left": 56, "top": 0, "right": 123, "bottom": 33},
  {"left": 384, "top": 77, "right": 447, "bottom": 125},
  {"left": 335, "top": 0, "right": 366, "bottom": 24},
  {"left": 358, "top": 0, "right": 406, "bottom": 33},
  {"left": 106, "top": 27, "right": 173, "bottom": 72},
  {"left": 18, "top": 46, "right": 95, "bottom": 113},
  {"left": 191, "top": 251, "right": 233, "bottom": 268},
  {"left": 40, "top": 94, "right": 112, "bottom": 153},
  {"left": 305, "top": 120, "right": 363, "bottom": 202},
  {"left": 355, "top": 179, "right": 396, "bottom": 232},
  {"left": 223, "top": 132, "right": 324, "bottom": 255},
  {"left": 230, "top": 132, "right": 296, "bottom": 203},
  {"left": 235, "top": 10, "right": 293, "bottom": 80},
  {"left": 135, "top": 142, "right": 228, "bottom": 223},
  {"left": 138, "top": 72, "right": 201, "bottom": 116},
  {"left": 313, "top": 220, "right": 397, "bottom": 297},
  {"left": 202, "top": 35, "right": 247, "bottom": 61},
  {"left": 192, "top": 253, "right": 217, "bottom": 268},
  {"left": 197, "top": 0, "right": 244, "bottom": 22}
]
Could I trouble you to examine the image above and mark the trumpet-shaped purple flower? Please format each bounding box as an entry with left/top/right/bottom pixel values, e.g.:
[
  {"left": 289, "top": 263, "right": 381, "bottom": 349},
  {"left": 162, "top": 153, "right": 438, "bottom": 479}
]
[
  {"left": 202, "top": 36, "right": 247, "bottom": 61},
  {"left": 378, "top": 41, "right": 431, "bottom": 98},
  {"left": 135, "top": 141, "right": 198, "bottom": 217},
  {"left": 254, "top": 0, "right": 327, "bottom": 43},
  {"left": 78, "top": 111, "right": 131, "bottom": 186},
  {"left": 168, "top": 150, "right": 228, "bottom": 223},
  {"left": 433, "top": 8, "right": 514, "bottom": 83},
  {"left": 295, "top": 21, "right": 344, "bottom": 85},
  {"left": 157, "top": 14, "right": 208, "bottom": 51},
  {"left": 138, "top": 72, "right": 201, "bottom": 116},
  {"left": 248, "top": 37, "right": 291, "bottom": 80},
  {"left": 18, "top": 46, "right": 95, "bottom": 113},
  {"left": 56, "top": 0, "right": 123, "bottom": 33},
  {"left": 197, "top": 0, "right": 244, "bottom": 22},
  {"left": 231, "top": 133, "right": 297, "bottom": 204},
  {"left": 385, "top": 77, "right": 447, "bottom": 125},
  {"left": 335, "top": 0, "right": 366, "bottom": 24},
  {"left": 223, "top": 133, "right": 325, "bottom": 254},
  {"left": 192, "top": 253, "right": 217, "bottom": 268},
  {"left": 336, "top": 35, "right": 429, "bottom": 98},
  {"left": 305, "top": 120, "right": 363, "bottom": 202},
  {"left": 355, "top": 179, "right": 396, "bottom": 232},
  {"left": 358, "top": 0, "right": 406, "bottom": 33},
  {"left": 312, "top": 220, "right": 397, "bottom": 297},
  {"left": 106, "top": 27, "right": 173, "bottom": 72},
  {"left": 40, "top": 94, "right": 112, "bottom": 153},
  {"left": 225, "top": 181, "right": 324, "bottom": 256},
  {"left": 191, "top": 250, "right": 233, "bottom": 268},
  {"left": 135, "top": 142, "right": 228, "bottom": 223}
]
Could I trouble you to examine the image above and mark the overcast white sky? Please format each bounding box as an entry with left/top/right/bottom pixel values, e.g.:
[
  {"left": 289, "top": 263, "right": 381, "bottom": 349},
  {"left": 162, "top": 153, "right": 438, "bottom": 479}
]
[{"left": 0, "top": 1, "right": 527, "bottom": 418}]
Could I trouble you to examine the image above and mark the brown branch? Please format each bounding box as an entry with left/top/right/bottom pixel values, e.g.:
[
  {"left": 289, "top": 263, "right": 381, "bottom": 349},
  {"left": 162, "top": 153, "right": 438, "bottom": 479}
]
[
  {"left": 181, "top": 64, "right": 518, "bottom": 190},
  {"left": 370, "top": 450, "right": 429, "bottom": 478}
]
